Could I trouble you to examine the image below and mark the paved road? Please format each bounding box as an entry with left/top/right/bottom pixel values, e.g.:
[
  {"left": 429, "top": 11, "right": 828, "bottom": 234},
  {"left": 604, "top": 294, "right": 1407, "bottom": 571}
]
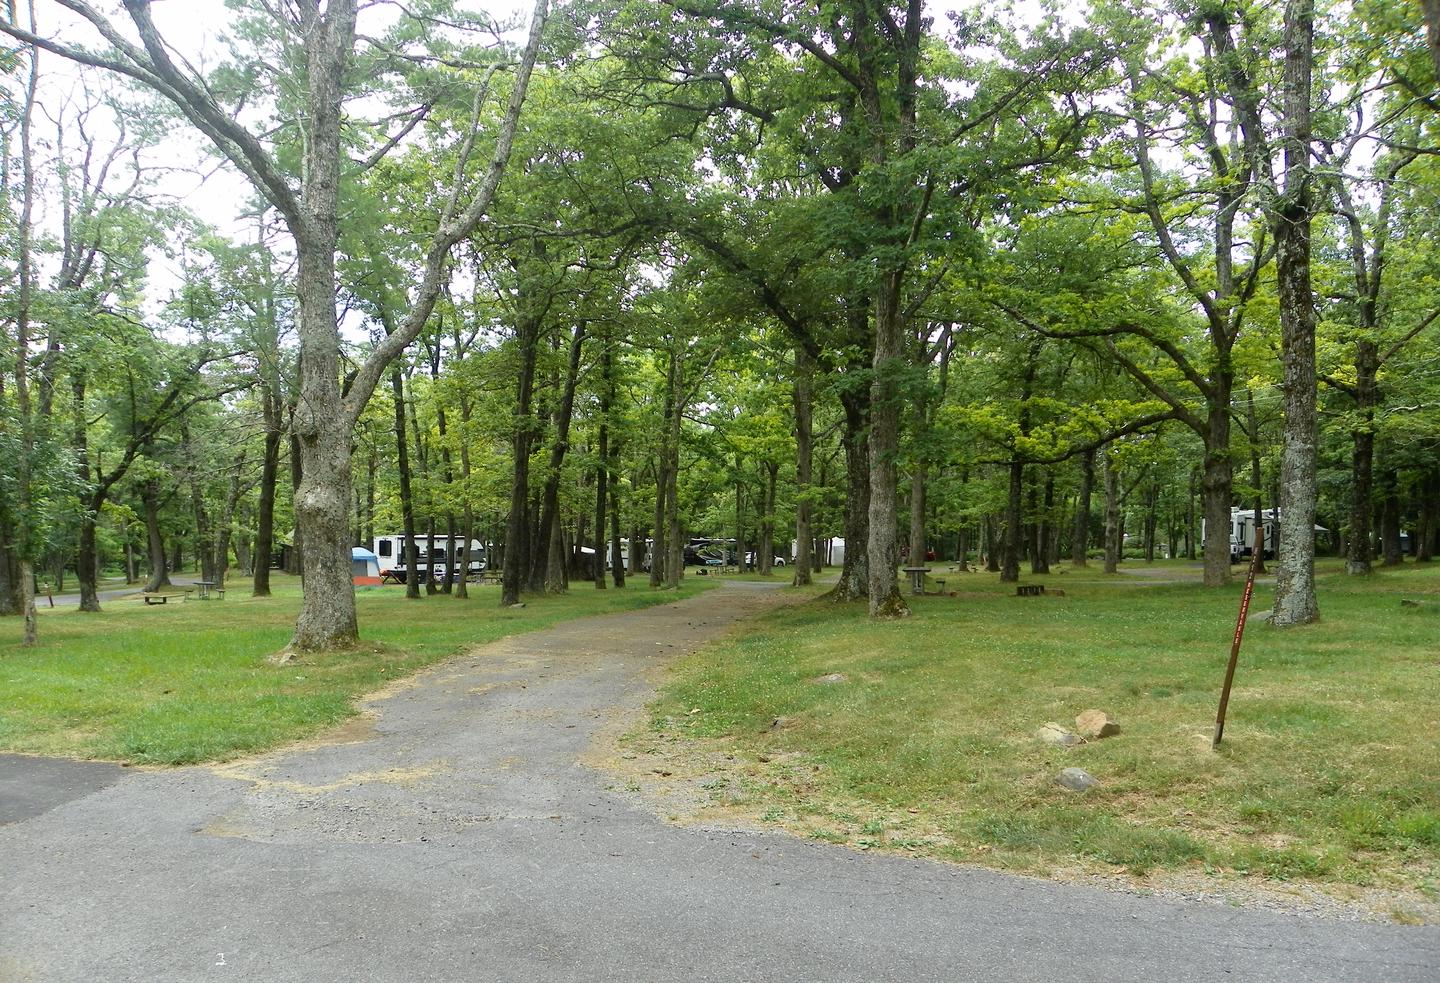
[
  {"left": 35, "top": 585, "right": 141, "bottom": 608},
  {"left": 39, "top": 575, "right": 234, "bottom": 608},
  {"left": 2, "top": 583, "right": 1435, "bottom": 983}
]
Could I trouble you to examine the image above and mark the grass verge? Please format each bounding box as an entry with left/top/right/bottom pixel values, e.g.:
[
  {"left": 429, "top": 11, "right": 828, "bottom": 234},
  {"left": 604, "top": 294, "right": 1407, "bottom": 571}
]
[
  {"left": 628, "top": 561, "right": 1440, "bottom": 918},
  {"left": 0, "top": 574, "right": 714, "bottom": 765}
]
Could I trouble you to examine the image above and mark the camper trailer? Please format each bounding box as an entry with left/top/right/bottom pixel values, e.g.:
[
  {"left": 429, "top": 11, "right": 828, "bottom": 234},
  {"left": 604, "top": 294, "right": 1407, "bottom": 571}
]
[
  {"left": 1203, "top": 508, "right": 1330, "bottom": 563},
  {"left": 1221, "top": 508, "right": 1277, "bottom": 562},
  {"left": 373, "top": 535, "right": 485, "bottom": 583}
]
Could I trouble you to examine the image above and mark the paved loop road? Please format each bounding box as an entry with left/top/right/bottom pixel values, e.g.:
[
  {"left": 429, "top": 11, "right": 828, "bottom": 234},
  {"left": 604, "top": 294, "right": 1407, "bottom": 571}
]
[{"left": 1, "top": 582, "right": 1436, "bottom": 982}]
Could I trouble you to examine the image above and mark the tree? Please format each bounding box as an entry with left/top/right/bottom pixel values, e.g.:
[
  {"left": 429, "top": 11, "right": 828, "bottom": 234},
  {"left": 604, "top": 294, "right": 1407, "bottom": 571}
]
[{"left": 3, "top": 0, "right": 549, "bottom": 650}]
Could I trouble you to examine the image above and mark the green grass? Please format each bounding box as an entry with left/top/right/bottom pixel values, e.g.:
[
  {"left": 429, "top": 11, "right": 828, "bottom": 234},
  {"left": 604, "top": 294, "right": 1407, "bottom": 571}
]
[
  {"left": 0, "top": 574, "right": 715, "bottom": 765},
  {"left": 640, "top": 561, "right": 1440, "bottom": 898}
]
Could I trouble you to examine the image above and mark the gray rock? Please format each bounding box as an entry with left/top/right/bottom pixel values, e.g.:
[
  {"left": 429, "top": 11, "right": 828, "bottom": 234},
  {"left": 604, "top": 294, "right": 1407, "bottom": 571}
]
[
  {"left": 1036, "top": 723, "right": 1082, "bottom": 747},
  {"left": 1056, "top": 767, "right": 1100, "bottom": 792},
  {"left": 815, "top": 673, "right": 848, "bottom": 685},
  {"left": 1075, "top": 709, "right": 1120, "bottom": 739},
  {"left": 509, "top": 602, "right": 526, "bottom": 609}
]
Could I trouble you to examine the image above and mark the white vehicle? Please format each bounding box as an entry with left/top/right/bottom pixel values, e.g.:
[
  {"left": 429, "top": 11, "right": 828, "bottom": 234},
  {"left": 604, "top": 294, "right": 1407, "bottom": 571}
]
[
  {"left": 1203, "top": 508, "right": 1328, "bottom": 563},
  {"left": 373, "top": 534, "right": 485, "bottom": 582},
  {"left": 1201, "top": 509, "right": 1276, "bottom": 563}
]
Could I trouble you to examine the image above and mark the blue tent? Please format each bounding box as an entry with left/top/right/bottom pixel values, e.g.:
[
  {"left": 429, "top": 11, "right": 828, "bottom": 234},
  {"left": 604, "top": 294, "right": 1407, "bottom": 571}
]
[{"left": 351, "top": 547, "right": 381, "bottom": 584}]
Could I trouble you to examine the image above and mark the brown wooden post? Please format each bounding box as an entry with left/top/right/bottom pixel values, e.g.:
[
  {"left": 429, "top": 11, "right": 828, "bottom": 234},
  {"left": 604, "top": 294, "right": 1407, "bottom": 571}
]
[{"left": 1214, "top": 527, "right": 1265, "bottom": 748}]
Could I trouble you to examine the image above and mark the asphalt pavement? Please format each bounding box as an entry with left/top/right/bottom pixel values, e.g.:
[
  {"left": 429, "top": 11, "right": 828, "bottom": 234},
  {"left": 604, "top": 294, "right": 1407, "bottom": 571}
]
[{"left": 1, "top": 581, "right": 1435, "bottom": 982}]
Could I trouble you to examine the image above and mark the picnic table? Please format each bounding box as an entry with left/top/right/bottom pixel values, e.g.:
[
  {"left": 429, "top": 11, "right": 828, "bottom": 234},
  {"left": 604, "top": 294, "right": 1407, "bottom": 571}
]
[
  {"left": 902, "top": 566, "right": 931, "bottom": 595},
  {"left": 192, "top": 580, "right": 225, "bottom": 600},
  {"left": 141, "top": 590, "right": 189, "bottom": 605}
]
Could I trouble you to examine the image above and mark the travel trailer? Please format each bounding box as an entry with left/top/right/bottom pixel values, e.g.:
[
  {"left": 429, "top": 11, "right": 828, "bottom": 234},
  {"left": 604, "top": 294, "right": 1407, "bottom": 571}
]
[
  {"left": 1203, "top": 508, "right": 1330, "bottom": 563},
  {"left": 1209, "top": 508, "right": 1278, "bottom": 562},
  {"left": 372, "top": 535, "right": 485, "bottom": 582}
]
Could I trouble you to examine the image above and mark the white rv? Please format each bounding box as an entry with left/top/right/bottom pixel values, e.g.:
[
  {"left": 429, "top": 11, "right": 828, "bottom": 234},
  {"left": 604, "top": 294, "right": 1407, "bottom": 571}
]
[
  {"left": 1204, "top": 508, "right": 1329, "bottom": 562},
  {"left": 372, "top": 535, "right": 485, "bottom": 582},
  {"left": 1218, "top": 509, "right": 1277, "bottom": 562}
]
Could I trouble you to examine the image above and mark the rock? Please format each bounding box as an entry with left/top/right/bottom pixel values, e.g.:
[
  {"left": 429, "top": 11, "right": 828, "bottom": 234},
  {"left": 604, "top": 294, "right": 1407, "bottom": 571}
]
[
  {"left": 1075, "top": 709, "right": 1120, "bottom": 739},
  {"left": 509, "top": 602, "right": 526, "bottom": 609},
  {"left": 1254, "top": 610, "right": 1274, "bottom": 623},
  {"left": 815, "top": 672, "right": 848, "bottom": 685},
  {"left": 1056, "top": 767, "right": 1100, "bottom": 792},
  {"left": 1036, "top": 722, "right": 1082, "bottom": 747}
]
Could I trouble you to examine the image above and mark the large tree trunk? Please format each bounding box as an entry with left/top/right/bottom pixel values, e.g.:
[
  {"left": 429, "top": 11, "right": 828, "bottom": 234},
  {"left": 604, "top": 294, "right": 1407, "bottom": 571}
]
[
  {"left": 142, "top": 479, "right": 172, "bottom": 593},
  {"left": 286, "top": 4, "right": 362, "bottom": 651},
  {"left": 866, "top": 278, "right": 907, "bottom": 616},
  {"left": 1270, "top": 0, "right": 1320, "bottom": 626}
]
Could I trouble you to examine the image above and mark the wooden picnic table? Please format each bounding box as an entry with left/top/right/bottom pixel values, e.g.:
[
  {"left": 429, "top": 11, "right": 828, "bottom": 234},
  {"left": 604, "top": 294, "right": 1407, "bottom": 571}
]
[
  {"left": 192, "top": 580, "right": 225, "bottom": 600},
  {"left": 902, "top": 566, "right": 931, "bottom": 595},
  {"left": 141, "top": 590, "right": 189, "bottom": 605}
]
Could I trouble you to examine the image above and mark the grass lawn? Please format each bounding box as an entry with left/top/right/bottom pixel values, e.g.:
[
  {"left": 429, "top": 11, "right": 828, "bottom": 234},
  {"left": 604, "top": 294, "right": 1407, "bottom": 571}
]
[
  {"left": 633, "top": 560, "right": 1440, "bottom": 916},
  {"left": 0, "top": 574, "right": 714, "bottom": 765}
]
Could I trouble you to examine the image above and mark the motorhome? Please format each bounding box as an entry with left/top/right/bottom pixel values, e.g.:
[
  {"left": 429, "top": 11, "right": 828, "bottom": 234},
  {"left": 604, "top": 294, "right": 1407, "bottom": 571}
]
[{"left": 372, "top": 535, "right": 485, "bottom": 582}]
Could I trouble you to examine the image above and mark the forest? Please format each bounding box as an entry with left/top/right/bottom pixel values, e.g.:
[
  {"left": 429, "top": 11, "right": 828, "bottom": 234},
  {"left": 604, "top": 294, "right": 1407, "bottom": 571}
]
[{"left": 1, "top": 0, "right": 1438, "bottom": 651}]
